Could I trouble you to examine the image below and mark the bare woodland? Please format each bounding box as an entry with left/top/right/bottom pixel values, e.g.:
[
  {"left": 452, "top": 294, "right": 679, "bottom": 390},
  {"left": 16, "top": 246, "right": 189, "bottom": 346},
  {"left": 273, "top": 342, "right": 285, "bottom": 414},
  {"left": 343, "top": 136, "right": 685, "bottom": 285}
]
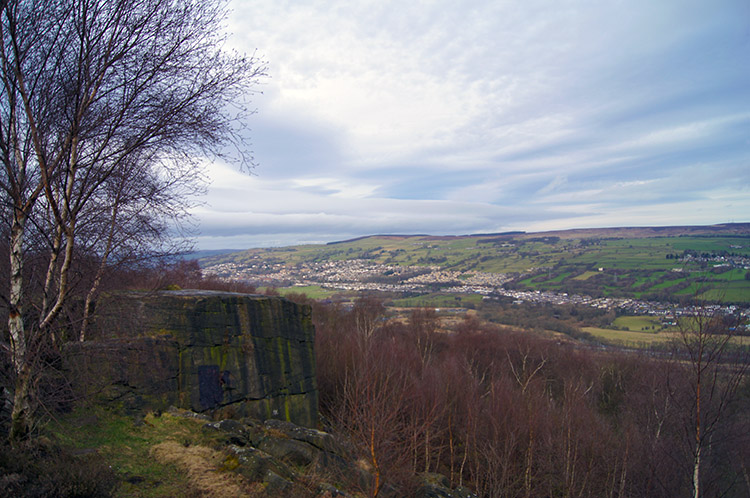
[{"left": 309, "top": 296, "right": 750, "bottom": 497}]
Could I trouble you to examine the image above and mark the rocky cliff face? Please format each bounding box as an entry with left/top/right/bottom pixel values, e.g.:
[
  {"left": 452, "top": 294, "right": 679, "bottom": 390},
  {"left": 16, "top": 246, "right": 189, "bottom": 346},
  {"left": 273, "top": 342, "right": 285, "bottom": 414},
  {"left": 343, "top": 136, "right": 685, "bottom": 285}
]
[{"left": 63, "top": 290, "right": 318, "bottom": 428}]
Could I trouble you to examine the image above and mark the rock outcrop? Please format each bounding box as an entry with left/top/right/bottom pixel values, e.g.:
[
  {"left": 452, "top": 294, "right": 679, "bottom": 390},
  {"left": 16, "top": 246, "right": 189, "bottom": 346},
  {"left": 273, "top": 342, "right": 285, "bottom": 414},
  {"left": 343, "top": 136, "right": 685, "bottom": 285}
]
[
  {"left": 63, "top": 290, "right": 318, "bottom": 427},
  {"left": 196, "top": 410, "right": 477, "bottom": 498}
]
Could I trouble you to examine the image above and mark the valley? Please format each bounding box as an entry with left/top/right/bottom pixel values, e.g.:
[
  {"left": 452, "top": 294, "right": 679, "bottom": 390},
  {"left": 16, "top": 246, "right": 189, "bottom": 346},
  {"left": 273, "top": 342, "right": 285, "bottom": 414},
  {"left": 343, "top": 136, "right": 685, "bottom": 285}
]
[{"left": 200, "top": 224, "right": 750, "bottom": 317}]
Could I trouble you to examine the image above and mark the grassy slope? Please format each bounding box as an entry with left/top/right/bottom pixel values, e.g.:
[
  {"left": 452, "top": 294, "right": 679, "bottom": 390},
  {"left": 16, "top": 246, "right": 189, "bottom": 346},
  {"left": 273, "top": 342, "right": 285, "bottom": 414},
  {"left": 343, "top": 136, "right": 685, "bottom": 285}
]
[
  {"left": 583, "top": 326, "right": 750, "bottom": 349},
  {"left": 49, "top": 408, "right": 222, "bottom": 497},
  {"left": 582, "top": 326, "right": 671, "bottom": 346}
]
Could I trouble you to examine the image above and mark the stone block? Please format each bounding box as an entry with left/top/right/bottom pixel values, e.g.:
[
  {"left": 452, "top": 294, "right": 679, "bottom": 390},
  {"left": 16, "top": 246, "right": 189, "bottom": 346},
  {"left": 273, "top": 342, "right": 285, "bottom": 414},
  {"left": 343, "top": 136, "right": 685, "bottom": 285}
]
[{"left": 65, "top": 290, "right": 318, "bottom": 427}]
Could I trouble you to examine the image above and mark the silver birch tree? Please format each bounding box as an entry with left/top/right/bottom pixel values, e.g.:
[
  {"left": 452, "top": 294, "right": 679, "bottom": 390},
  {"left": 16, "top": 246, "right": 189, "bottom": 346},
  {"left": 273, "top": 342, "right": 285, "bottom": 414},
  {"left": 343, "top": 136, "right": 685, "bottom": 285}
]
[{"left": 0, "top": 0, "right": 266, "bottom": 442}]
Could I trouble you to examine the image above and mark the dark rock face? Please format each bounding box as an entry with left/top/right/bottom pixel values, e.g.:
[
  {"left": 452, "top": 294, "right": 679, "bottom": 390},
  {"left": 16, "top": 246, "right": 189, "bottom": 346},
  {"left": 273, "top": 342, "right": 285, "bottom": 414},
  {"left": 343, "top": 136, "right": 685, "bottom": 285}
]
[{"left": 63, "top": 290, "right": 318, "bottom": 427}]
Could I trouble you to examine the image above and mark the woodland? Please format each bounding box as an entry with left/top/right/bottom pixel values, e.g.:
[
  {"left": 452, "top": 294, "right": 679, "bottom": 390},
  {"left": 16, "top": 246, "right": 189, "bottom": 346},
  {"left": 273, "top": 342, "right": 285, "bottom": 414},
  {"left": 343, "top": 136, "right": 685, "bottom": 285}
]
[{"left": 308, "top": 295, "right": 750, "bottom": 498}]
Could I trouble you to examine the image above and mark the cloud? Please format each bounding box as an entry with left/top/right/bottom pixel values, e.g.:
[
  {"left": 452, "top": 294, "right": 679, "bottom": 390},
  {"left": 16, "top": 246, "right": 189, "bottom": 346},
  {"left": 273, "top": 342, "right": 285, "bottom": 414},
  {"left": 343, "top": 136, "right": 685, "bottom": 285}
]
[{"left": 192, "top": 0, "right": 750, "bottom": 249}]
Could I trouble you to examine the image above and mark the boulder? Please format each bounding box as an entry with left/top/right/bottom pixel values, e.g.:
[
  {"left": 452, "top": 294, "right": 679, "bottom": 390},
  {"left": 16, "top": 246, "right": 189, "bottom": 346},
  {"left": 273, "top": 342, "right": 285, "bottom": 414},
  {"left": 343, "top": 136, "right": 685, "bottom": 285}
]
[
  {"left": 206, "top": 416, "right": 356, "bottom": 497},
  {"left": 415, "top": 473, "right": 479, "bottom": 498},
  {"left": 63, "top": 290, "right": 318, "bottom": 427}
]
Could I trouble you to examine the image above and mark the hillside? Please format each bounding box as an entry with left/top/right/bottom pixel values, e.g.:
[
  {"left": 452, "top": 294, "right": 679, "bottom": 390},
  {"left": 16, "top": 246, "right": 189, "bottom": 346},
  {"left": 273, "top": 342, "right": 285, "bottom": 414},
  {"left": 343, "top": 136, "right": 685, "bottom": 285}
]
[{"left": 200, "top": 223, "right": 750, "bottom": 306}]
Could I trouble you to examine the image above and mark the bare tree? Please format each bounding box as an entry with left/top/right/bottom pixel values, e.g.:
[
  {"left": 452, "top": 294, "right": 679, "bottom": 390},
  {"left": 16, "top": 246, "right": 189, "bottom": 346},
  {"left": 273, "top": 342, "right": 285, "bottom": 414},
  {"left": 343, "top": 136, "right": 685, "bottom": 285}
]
[
  {"left": 507, "top": 339, "right": 548, "bottom": 498},
  {"left": 669, "top": 306, "right": 749, "bottom": 498},
  {"left": 77, "top": 151, "right": 205, "bottom": 341},
  {"left": 352, "top": 295, "right": 385, "bottom": 341},
  {"left": 408, "top": 307, "right": 439, "bottom": 367},
  {"left": 335, "top": 336, "right": 414, "bottom": 498},
  {"left": 0, "top": 0, "right": 266, "bottom": 442}
]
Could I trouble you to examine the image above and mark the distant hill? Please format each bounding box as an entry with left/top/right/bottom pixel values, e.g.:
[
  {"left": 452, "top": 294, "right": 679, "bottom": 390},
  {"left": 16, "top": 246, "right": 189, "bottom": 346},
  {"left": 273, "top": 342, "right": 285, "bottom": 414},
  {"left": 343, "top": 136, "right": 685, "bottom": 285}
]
[
  {"left": 202, "top": 223, "right": 750, "bottom": 261},
  {"left": 324, "top": 223, "right": 750, "bottom": 245},
  {"left": 199, "top": 223, "right": 750, "bottom": 305},
  {"left": 507, "top": 223, "right": 750, "bottom": 240},
  {"left": 183, "top": 249, "right": 243, "bottom": 260}
]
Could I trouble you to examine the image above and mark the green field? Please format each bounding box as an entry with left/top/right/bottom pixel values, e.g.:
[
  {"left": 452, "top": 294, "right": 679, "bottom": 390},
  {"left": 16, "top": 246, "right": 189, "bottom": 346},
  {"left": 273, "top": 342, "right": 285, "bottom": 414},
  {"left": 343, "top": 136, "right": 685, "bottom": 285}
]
[
  {"left": 612, "top": 315, "right": 665, "bottom": 331},
  {"left": 583, "top": 325, "right": 750, "bottom": 349},
  {"left": 275, "top": 285, "right": 336, "bottom": 299},
  {"left": 582, "top": 326, "right": 671, "bottom": 346},
  {"left": 698, "top": 282, "right": 750, "bottom": 302},
  {"left": 573, "top": 271, "right": 599, "bottom": 281}
]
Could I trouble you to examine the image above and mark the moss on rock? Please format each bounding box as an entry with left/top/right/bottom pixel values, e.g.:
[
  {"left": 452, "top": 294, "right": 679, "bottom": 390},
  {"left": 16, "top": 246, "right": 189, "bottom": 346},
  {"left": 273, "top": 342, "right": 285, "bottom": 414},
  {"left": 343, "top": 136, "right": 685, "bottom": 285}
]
[{"left": 64, "top": 291, "right": 318, "bottom": 427}]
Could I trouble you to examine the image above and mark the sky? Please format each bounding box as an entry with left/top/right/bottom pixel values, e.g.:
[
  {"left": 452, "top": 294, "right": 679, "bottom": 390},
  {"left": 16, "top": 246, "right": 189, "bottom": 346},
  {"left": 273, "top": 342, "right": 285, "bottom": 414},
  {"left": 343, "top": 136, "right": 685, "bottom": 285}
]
[{"left": 192, "top": 0, "right": 750, "bottom": 250}]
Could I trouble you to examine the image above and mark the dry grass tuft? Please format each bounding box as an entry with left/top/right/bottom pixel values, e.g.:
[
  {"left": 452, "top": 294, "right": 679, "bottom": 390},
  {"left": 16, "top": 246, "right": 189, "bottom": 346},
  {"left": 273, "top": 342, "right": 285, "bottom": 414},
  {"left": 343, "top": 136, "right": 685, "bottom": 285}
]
[
  {"left": 150, "top": 441, "right": 263, "bottom": 497},
  {"left": 264, "top": 427, "right": 290, "bottom": 439}
]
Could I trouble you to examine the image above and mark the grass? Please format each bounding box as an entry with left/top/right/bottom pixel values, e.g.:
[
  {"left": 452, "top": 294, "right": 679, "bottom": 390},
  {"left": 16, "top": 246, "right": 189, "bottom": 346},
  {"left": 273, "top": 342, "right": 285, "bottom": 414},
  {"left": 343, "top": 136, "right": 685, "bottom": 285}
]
[
  {"left": 699, "top": 284, "right": 750, "bottom": 303},
  {"left": 48, "top": 407, "right": 228, "bottom": 497},
  {"left": 633, "top": 272, "right": 666, "bottom": 287},
  {"left": 150, "top": 441, "right": 259, "bottom": 498},
  {"left": 648, "top": 278, "right": 687, "bottom": 290},
  {"left": 583, "top": 325, "right": 749, "bottom": 349},
  {"left": 582, "top": 327, "right": 672, "bottom": 346},
  {"left": 548, "top": 271, "right": 573, "bottom": 283},
  {"left": 277, "top": 285, "right": 336, "bottom": 299},
  {"left": 46, "top": 405, "right": 359, "bottom": 497},
  {"left": 573, "top": 271, "right": 599, "bottom": 281},
  {"left": 612, "top": 315, "right": 665, "bottom": 332},
  {"left": 706, "top": 269, "right": 747, "bottom": 281},
  {"left": 518, "top": 276, "right": 538, "bottom": 287}
]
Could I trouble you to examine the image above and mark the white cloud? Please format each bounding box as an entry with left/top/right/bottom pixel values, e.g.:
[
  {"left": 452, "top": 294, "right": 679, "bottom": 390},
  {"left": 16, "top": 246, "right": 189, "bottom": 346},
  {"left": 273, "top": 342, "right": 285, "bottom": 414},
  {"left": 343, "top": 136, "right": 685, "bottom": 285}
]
[{"left": 190, "top": 0, "right": 750, "bottom": 249}]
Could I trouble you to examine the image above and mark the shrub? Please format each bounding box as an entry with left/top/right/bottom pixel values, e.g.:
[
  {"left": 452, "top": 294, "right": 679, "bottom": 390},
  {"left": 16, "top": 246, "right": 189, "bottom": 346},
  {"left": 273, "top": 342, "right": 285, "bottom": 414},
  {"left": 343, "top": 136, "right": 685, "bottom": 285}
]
[{"left": 0, "top": 439, "right": 118, "bottom": 497}]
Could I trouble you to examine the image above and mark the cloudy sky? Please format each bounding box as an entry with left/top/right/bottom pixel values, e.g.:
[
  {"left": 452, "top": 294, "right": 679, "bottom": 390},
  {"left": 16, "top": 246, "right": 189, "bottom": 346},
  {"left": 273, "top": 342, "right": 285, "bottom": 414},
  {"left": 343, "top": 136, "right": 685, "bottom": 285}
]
[{"left": 192, "top": 0, "right": 750, "bottom": 250}]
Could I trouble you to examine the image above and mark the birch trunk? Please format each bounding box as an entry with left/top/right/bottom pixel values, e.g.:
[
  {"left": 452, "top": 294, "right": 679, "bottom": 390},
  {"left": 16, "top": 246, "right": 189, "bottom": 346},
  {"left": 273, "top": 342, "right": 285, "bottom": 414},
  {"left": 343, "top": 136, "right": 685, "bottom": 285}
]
[
  {"left": 8, "top": 214, "right": 26, "bottom": 373},
  {"left": 693, "top": 444, "right": 701, "bottom": 498},
  {"left": 40, "top": 224, "right": 63, "bottom": 322},
  {"left": 8, "top": 213, "right": 30, "bottom": 442},
  {"left": 9, "top": 359, "right": 33, "bottom": 443}
]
